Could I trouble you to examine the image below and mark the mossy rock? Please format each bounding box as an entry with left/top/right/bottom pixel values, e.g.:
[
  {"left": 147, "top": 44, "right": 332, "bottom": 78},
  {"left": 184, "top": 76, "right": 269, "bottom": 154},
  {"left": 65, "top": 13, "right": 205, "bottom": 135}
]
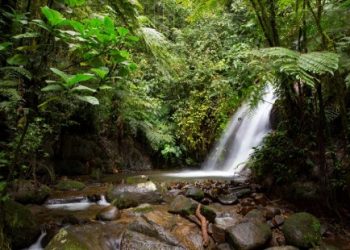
[
  {"left": 10, "top": 180, "right": 51, "bottom": 204},
  {"left": 55, "top": 180, "right": 86, "bottom": 191},
  {"left": 185, "top": 186, "right": 204, "bottom": 201},
  {"left": 282, "top": 212, "right": 321, "bottom": 248},
  {"left": 168, "top": 195, "right": 216, "bottom": 222},
  {"left": 4, "top": 200, "right": 41, "bottom": 249},
  {"left": 45, "top": 229, "right": 88, "bottom": 250}
]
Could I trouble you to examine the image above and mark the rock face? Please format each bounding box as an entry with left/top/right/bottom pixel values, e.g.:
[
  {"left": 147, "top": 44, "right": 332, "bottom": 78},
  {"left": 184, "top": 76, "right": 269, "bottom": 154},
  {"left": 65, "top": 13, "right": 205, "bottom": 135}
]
[
  {"left": 9, "top": 179, "right": 51, "bottom": 204},
  {"left": 226, "top": 221, "right": 272, "bottom": 250},
  {"left": 168, "top": 195, "right": 216, "bottom": 222},
  {"left": 107, "top": 181, "right": 163, "bottom": 209},
  {"left": 4, "top": 200, "right": 41, "bottom": 249},
  {"left": 121, "top": 230, "right": 184, "bottom": 250},
  {"left": 96, "top": 205, "right": 120, "bottom": 221},
  {"left": 282, "top": 212, "right": 321, "bottom": 248},
  {"left": 55, "top": 180, "right": 86, "bottom": 191}
]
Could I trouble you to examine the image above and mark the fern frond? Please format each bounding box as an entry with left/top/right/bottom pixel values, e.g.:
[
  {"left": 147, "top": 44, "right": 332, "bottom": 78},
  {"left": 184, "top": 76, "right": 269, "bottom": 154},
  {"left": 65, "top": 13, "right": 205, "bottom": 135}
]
[{"left": 299, "top": 52, "right": 339, "bottom": 75}]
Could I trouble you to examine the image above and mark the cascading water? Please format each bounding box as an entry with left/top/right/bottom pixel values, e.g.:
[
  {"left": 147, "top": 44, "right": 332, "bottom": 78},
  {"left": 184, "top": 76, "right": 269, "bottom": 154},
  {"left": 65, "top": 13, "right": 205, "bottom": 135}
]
[{"left": 166, "top": 85, "right": 276, "bottom": 178}]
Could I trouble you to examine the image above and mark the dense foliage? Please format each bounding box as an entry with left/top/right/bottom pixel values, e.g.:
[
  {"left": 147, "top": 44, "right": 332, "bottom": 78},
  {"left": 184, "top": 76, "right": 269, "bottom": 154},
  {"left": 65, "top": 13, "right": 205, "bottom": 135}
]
[{"left": 1, "top": 2, "right": 350, "bottom": 246}]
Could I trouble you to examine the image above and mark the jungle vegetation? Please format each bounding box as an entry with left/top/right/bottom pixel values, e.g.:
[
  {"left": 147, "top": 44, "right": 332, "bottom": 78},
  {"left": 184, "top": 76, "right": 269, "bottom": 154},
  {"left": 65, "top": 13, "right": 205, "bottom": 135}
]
[{"left": 0, "top": 0, "right": 350, "bottom": 243}]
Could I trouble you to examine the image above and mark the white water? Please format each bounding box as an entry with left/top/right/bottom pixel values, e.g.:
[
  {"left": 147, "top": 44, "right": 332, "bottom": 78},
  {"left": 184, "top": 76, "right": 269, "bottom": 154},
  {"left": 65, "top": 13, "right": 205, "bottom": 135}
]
[
  {"left": 45, "top": 195, "right": 110, "bottom": 211},
  {"left": 25, "top": 231, "right": 46, "bottom": 250},
  {"left": 166, "top": 85, "right": 276, "bottom": 178}
]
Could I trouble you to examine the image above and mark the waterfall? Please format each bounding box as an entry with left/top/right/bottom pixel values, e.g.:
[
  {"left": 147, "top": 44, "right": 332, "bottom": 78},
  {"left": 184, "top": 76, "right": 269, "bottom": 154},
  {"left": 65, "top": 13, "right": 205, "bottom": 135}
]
[{"left": 165, "top": 85, "right": 276, "bottom": 178}]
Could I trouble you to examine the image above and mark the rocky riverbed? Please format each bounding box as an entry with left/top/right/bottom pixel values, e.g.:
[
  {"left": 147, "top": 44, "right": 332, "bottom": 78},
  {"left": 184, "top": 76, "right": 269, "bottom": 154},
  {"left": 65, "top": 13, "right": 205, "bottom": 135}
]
[{"left": 5, "top": 174, "right": 350, "bottom": 250}]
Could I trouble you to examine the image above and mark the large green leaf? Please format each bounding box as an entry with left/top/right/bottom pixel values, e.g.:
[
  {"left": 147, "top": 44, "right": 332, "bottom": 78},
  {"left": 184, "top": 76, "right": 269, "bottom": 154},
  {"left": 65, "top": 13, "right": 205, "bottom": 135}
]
[
  {"left": 50, "top": 68, "right": 69, "bottom": 83},
  {"left": 91, "top": 67, "right": 109, "bottom": 79},
  {"left": 13, "top": 32, "right": 40, "bottom": 39},
  {"left": 67, "top": 74, "right": 94, "bottom": 86},
  {"left": 7, "top": 54, "right": 28, "bottom": 65},
  {"left": 71, "top": 85, "right": 96, "bottom": 93},
  {"left": 0, "top": 42, "right": 12, "bottom": 51},
  {"left": 76, "top": 95, "right": 99, "bottom": 105},
  {"left": 41, "top": 6, "right": 66, "bottom": 26}
]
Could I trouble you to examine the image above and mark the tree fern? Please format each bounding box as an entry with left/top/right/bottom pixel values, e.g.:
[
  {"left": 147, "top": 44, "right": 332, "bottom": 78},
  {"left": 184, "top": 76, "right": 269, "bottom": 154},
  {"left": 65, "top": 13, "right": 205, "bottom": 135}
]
[{"left": 248, "top": 47, "right": 340, "bottom": 87}]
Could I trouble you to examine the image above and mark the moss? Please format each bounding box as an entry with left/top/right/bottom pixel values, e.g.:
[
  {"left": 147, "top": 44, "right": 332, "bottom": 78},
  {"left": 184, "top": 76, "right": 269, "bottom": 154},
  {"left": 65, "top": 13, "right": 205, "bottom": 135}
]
[
  {"left": 55, "top": 180, "right": 86, "bottom": 191},
  {"left": 4, "top": 200, "right": 40, "bottom": 249},
  {"left": 45, "top": 229, "right": 88, "bottom": 250},
  {"left": 133, "top": 205, "right": 154, "bottom": 213},
  {"left": 282, "top": 212, "right": 321, "bottom": 248}
]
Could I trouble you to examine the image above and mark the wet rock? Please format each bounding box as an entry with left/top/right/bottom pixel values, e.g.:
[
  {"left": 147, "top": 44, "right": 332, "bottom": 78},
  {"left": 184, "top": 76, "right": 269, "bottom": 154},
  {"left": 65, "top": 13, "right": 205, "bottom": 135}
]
[
  {"left": 265, "top": 247, "right": 299, "bottom": 250},
  {"left": 9, "top": 179, "right": 51, "bottom": 204},
  {"left": 245, "top": 209, "right": 266, "bottom": 223},
  {"left": 121, "top": 230, "right": 184, "bottom": 250},
  {"left": 168, "top": 195, "right": 216, "bottom": 222},
  {"left": 226, "top": 221, "right": 272, "bottom": 250},
  {"left": 4, "top": 200, "right": 41, "bottom": 249},
  {"left": 218, "top": 193, "right": 238, "bottom": 205},
  {"left": 232, "top": 188, "right": 251, "bottom": 198},
  {"left": 128, "top": 216, "right": 182, "bottom": 247},
  {"left": 282, "top": 212, "right": 321, "bottom": 248},
  {"left": 96, "top": 205, "right": 120, "bottom": 221},
  {"left": 185, "top": 186, "right": 204, "bottom": 201},
  {"left": 55, "top": 180, "right": 86, "bottom": 191},
  {"left": 142, "top": 209, "right": 209, "bottom": 249},
  {"left": 272, "top": 215, "right": 284, "bottom": 227},
  {"left": 46, "top": 223, "right": 126, "bottom": 250},
  {"left": 107, "top": 181, "right": 163, "bottom": 209},
  {"left": 211, "top": 215, "right": 241, "bottom": 243},
  {"left": 264, "top": 206, "right": 281, "bottom": 220}
]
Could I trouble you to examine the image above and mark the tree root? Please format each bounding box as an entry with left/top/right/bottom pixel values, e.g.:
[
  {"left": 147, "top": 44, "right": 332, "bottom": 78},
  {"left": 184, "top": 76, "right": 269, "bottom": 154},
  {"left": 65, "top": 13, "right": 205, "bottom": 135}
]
[{"left": 195, "top": 204, "right": 209, "bottom": 247}]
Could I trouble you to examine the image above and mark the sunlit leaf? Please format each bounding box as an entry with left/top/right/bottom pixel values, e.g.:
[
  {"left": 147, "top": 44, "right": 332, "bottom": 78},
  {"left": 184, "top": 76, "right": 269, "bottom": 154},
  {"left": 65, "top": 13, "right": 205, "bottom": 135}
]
[{"left": 76, "top": 95, "right": 99, "bottom": 105}]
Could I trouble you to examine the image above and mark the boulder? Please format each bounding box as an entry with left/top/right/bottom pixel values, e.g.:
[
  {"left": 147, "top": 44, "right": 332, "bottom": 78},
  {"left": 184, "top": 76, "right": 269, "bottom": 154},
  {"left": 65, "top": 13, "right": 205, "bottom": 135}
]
[
  {"left": 168, "top": 195, "right": 216, "bottom": 222},
  {"left": 218, "top": 193, "right": 238, "bottom": 205},
  {"left": 185, "top": 186, "right": 204, "bottom": 201},
  {"left": 9, "top": 180, "right": 51, "bottom": 204},
  {"left": 55, "top": 180, "right": 86, "bottom": 191},
  {"left": 45, "top": 223, "right": 126, "bottom": 250},
  {"left": 107, "top": 182, "right": 163, "bottom": 209},
  {"left": 212, "top": 214, "right": 242, "bottom": 243},
  {"left": 4, "top": 200, "right": 41, "bottom": 249},
  {"left": 96, "top": 205, "right": 120, "bottom": 221},
  {"left": 226, "top": 221, "right": 272, "bottom": 250},
  {"left": 282, "top": 212, "right": 321, "bottom": 248},
  {"left": 245, "top": 209, "right": 266, "bottom": 223}
]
